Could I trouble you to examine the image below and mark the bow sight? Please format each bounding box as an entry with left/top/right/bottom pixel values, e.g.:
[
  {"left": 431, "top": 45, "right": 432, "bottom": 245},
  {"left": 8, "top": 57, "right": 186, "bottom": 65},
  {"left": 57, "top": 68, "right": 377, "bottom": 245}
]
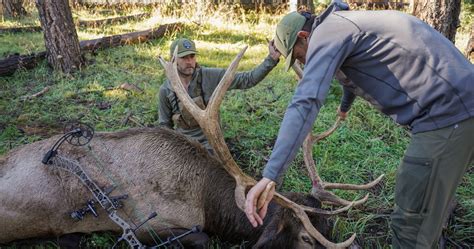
[{"left": 42, "top": 122, "right": 94, "bottom": 164}]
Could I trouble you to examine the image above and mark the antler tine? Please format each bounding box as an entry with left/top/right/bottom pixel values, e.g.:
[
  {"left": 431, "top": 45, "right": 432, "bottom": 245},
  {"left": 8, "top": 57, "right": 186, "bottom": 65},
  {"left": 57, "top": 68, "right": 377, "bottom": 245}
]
[
  {"left": 302, "top": 117, "right": 342, "bottom": 189},
  {"left": 192, "top": 46, "right": 252, "bottom": 182},
  {"left": 303, "top": 131, "right": 370, "bottom": 208},
  {"left": 206, "top": 46, "right": 248, "bottom": 117},
  {"left": 314, "top": 117, "right": 342, "bottom": 141},
  {"left": 323, "top": 174, "right": 385, "bottom": 190},
  {"left": 302, "top": 211, "right": 356, "bottom": 249},
  {"left": 292, "top": 62, "right": 304, "bottom": 79},
  {"left": 303, "top": 117, "right": 384, "bottom": 192},
  {"left": 314, "top": 191, "right": 370, "bottom": 207},
  {"left": 303, "top": 133, "right": 323, "bottom": 188},
  {"left": 304, "top": 128, "right": 383, "bottom": 208},
  {"left": 275, "top": 194, "right": 356, "bottom": 248},
  {"left": 302, "top": 199, "right": 355, "bottom": 215},
  {"left": 293, "top": 62, "right": 382, "bottom": 208}
]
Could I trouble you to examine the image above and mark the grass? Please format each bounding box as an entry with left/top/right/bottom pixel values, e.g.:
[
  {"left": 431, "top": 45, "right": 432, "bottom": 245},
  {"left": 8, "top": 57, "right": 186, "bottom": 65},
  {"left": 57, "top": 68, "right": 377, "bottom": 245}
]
[{"left": 1, "top": 1, "right": 473, "bottom": 248}]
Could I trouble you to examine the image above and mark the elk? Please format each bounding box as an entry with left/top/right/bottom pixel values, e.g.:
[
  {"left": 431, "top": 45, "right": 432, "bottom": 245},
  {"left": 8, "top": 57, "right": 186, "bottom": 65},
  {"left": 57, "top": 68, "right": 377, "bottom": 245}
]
[
  {"left": 0, "top": 47, "right": 378, "bottom": 249},
  {"left": 0, "top": 126, "right": 331, "bottom": 248}
]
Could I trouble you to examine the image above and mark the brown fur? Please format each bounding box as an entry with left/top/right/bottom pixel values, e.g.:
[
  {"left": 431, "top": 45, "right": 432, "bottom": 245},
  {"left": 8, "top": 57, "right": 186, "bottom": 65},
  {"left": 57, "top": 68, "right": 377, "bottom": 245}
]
[{"left": 0, "top": 127, "right": 329, "bottom": 248}]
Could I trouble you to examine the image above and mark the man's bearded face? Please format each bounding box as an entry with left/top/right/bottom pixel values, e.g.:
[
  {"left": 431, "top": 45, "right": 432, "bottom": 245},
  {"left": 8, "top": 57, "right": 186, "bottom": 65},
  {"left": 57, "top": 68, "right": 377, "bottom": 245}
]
[{"left": 176, "top": 54, "right": 196, "bottom": 76}]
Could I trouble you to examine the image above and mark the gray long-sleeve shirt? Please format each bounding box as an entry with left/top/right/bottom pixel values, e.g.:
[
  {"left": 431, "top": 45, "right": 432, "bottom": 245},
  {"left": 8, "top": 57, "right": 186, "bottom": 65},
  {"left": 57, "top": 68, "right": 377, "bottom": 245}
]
[
  {"left": 263, "top": 9, "right": 474, "bottom": 181},
  {"left": 159, "top": 55, "right": 279, "bottom": 149}
]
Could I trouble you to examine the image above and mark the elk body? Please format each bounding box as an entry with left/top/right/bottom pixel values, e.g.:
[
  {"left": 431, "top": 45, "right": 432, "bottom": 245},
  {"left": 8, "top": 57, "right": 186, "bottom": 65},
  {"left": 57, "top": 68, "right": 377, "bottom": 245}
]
[{"left": 0, "top": 127, "right": 329, "bottom": 248}]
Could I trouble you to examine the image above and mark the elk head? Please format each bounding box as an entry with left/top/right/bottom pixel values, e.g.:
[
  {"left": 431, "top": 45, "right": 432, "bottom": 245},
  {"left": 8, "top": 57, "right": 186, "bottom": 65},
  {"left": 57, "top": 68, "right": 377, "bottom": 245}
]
[{"left": 252, "top": 193, "right": 330, "bottom": 249}]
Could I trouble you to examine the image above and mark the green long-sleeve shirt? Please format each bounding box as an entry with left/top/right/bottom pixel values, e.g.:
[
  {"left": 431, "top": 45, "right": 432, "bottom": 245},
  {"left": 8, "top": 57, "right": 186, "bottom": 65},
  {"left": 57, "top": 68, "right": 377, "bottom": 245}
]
[{"left": 158, "top": 55, "right": 279, "bottom": 150}]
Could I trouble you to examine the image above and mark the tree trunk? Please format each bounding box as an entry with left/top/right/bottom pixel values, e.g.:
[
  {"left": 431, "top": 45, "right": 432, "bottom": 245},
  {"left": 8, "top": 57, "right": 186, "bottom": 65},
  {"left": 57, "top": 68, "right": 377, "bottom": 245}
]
[
  {"left": 1, "top": 0, "right": 26, "bottom": 18},
  {"left": 298, "top": 0, "right": 315, "bottom": 13},
  {"left": 466, "top": 23, "right": 474, "bottom": 61},
  {"left": 35, "top": 0, "right": 85, "bottom": 74},
  {"left": 289, "top": 0, "right": 297, "bottom": 12},
  {"left": 412, "top": 0, "right": 461, "bottom": 43}
]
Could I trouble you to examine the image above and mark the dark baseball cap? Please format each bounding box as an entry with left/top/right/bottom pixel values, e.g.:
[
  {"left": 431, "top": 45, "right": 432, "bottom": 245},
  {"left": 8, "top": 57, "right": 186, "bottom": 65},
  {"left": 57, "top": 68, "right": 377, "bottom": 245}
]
[{"left": 170, "top": 38, "right": 198, "bottom": 58}]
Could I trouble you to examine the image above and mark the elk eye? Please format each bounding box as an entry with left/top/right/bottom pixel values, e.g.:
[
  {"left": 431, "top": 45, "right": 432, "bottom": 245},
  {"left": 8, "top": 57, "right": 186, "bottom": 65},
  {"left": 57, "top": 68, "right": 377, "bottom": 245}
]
[{"left": 302, "top": 235, "right": 312, "bottom": 245}]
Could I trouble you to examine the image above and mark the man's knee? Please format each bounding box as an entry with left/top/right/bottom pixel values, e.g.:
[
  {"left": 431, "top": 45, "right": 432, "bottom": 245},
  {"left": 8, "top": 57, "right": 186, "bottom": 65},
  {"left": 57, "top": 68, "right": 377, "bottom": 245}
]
[{"left": 391, "top": 153, "right": 442, "bottom": 248}]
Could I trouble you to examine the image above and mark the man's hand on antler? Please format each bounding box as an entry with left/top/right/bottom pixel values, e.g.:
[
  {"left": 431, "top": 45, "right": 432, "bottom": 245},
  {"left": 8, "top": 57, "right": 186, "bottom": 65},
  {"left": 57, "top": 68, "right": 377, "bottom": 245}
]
[{"left": 245, "top": 177, "right": 275, "bottom": 227}]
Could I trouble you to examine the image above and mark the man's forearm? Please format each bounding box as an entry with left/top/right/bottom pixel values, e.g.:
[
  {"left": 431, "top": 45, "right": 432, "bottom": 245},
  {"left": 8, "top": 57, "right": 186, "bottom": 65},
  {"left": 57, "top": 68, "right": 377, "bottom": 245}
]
[
  {"left": 262, "top": 100, "right": 322, "bottom": 182},
  {"left": 340, "top": 87, "right": 356, "bottom": 112},
  {"left": 335, "top": 71, "right": 356, "bottom": 112},
  {"left": 230, "top": 55, "right": 279, "bottom": 89}
]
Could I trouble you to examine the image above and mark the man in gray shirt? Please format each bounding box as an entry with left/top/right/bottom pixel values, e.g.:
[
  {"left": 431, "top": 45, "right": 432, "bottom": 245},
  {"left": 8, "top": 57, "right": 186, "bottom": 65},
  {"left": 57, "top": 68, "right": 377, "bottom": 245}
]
[
  {"left": 159, "top": 38, "right": 280, "bottom": 153},
  {"left": 245, "top": 1, "right": 474, "bottom": 248}
]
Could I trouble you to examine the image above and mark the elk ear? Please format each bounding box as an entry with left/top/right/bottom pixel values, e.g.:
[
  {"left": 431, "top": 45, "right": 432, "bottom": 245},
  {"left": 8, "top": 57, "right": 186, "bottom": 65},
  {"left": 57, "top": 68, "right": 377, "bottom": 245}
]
[
  {"left": 303, "top": 194, "right": 331, "bottom": 239},
  {"left": 284, "top": 192, "right": 322, "bottom": 209},
  {"left": 304, "top": 194, "right": 322, "bottom": 209},
  {"left": 252, "top": 218, "right": 284, "bottom": 249}
]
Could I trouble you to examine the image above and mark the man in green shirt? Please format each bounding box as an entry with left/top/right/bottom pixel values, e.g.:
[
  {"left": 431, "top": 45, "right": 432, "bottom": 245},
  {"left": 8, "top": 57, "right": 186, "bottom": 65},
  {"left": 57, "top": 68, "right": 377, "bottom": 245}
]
[{"left": 158, "top": 38, "right": 280, "bottom": 153}]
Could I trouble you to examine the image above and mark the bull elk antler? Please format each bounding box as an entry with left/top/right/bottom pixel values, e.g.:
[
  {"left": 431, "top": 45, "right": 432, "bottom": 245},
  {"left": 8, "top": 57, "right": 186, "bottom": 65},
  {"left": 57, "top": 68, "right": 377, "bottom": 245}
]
[
  {"left": 159, "top": 47, "right": 355, "bottom": 248},
  {"left": 293, "top": 63, "right": 384, "bottom": 208}
]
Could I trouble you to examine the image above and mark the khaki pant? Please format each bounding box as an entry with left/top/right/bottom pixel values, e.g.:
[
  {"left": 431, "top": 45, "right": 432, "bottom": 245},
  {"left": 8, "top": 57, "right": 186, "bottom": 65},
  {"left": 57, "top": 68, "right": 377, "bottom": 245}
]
[{"left": 391, "top": 117, "right": 474, "bottom": 248}]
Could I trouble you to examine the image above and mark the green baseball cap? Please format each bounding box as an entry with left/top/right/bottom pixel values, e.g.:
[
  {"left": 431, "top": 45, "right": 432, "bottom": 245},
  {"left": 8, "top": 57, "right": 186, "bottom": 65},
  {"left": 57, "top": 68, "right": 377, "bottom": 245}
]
[
  {"left": 170, "top": 38, "right": 198, "bottom": 58},
  {"left": 274, "top": 12, "right": 306, "bottom": 71}
]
